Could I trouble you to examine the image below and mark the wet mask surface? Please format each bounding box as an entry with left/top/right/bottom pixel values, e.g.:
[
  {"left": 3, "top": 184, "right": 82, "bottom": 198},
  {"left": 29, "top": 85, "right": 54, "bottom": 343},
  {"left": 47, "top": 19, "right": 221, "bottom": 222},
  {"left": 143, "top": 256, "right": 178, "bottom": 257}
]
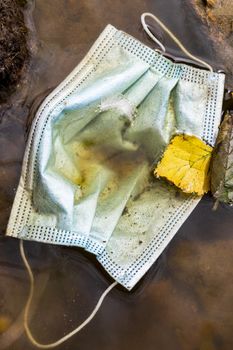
[
  {"left": 6, "top": 23, "right": 224, "bottom": 291},
  {"left": 1, "top": 1, "right": 233, "bottom": 349}
]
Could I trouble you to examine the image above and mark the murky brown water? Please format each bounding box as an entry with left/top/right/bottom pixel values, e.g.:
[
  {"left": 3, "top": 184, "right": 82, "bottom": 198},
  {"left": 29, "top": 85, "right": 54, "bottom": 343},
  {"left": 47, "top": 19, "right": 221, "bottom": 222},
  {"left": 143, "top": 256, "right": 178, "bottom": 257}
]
[{"left": 0, "top": 1, "right": 233, "bottom": 349}]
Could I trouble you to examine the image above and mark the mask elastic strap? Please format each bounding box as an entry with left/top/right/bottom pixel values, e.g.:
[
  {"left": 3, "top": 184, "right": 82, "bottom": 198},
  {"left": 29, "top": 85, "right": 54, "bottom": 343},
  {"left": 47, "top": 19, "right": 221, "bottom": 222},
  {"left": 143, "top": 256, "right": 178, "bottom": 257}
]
[
  {"left": 141, "top": 12, "right": 213, "bottom": 72},
  {"left": 19, "top": 240, "right": 118, "bottom": 349}
]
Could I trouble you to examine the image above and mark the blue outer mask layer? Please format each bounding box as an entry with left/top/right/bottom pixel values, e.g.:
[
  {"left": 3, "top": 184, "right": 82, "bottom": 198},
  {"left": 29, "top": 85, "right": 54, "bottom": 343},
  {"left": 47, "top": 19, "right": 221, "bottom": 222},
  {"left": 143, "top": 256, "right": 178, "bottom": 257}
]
[{"left": 6, "top": 25, "right": 225, "bottom": 290}]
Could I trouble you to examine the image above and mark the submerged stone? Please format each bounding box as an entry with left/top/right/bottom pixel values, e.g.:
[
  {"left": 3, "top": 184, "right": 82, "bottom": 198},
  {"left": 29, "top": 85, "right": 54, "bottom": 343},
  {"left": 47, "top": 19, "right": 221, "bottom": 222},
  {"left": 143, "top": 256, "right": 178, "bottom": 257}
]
[{"left": 211, "top": 112, "right": 233, "bottom": 204}]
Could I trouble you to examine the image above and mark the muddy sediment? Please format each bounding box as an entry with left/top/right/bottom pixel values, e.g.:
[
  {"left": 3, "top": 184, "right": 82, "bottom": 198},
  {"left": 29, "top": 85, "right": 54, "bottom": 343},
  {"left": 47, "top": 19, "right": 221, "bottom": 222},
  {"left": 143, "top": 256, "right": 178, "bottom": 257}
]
[
  {"left": 0, "top": 0, "right": 29, "bottom": 102},
  {"left": 193, "top": 0, "right": 233, "bottom": 86}
]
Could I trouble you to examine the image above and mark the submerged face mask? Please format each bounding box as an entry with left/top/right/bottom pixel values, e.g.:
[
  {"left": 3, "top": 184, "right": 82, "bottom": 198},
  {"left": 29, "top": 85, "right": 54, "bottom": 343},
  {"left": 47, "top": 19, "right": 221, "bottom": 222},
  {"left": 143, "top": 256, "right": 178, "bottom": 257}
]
[{"left": 7, "top": 15, "right": 225, "bottom": 293}]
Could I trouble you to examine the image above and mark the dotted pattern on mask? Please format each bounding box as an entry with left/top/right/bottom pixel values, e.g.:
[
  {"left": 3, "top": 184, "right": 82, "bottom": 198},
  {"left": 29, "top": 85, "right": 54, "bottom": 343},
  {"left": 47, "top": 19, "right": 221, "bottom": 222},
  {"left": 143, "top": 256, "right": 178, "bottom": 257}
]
[
  {"left": 179, "top": 65, "right": 222, "bottom": 145},
  {"left": 117, "top": 32, "right": 173, "bottom": 76},
  {"left": 9, "top": 187, "right": 31, "bottom": 238},
  {"left": 202, "top": 77, "right": 222, "bottom": 145},
  {"left": 20, "top": 225, "right": 87, "bottom": 247},
  {"left": 98, "top": 196, "right": 198, "bottom": 290},
  {"left": 85, "top": 238, "right": 105, "bottom": 255}
]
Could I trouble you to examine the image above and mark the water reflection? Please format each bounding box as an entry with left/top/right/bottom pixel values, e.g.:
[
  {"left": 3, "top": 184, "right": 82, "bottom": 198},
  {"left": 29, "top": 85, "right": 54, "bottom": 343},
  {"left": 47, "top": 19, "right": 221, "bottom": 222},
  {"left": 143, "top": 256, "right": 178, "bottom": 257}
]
[{"left": 0, "top": 0, "right": 233, "bottom": 349}]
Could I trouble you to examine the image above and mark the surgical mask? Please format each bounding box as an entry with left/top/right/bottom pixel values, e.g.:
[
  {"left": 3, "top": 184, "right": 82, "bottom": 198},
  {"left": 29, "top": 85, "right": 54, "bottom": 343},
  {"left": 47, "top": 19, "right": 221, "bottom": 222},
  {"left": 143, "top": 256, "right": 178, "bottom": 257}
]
[{"left": 6, "top": 12, "right": 224, "bottom": 349}]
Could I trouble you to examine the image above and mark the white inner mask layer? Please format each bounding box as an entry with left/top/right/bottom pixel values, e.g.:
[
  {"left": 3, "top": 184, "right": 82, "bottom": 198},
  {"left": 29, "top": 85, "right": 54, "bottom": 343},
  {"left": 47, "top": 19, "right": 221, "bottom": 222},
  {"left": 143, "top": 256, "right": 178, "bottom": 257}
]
[{"left": 6, "top": 24, "right": 225, "bottom": 290}]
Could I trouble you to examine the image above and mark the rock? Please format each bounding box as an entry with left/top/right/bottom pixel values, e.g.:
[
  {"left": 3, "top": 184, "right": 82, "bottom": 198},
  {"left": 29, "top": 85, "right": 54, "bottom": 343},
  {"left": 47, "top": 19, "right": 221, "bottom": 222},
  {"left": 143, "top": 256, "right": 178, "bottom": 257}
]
[
  {"left": 206, "top": 0, "right": 218, "bottom": 8},
  {"left": 0, "top": 0, "right": 29, "bottom": 102},
  {"left": 193, "top": 0, "right": 233, "bottom": 87},
  {"left": 211, "top": 112, "right": 233, "bottom": 204}
]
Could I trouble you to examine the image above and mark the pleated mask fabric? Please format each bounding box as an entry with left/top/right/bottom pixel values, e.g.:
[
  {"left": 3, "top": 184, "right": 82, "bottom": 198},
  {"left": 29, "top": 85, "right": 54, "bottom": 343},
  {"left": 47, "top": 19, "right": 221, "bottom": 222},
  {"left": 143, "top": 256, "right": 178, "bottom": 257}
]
[{"left": 6, "top": 24, "right": 225, "bottom": 289}]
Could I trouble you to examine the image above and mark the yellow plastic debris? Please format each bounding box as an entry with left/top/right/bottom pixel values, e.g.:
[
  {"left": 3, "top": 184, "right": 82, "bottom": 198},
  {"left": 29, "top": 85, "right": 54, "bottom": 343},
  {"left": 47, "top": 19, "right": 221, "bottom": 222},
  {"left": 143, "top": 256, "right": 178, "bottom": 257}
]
[{"left": 154, "top": 135, "right": 213, "bottom": 196}]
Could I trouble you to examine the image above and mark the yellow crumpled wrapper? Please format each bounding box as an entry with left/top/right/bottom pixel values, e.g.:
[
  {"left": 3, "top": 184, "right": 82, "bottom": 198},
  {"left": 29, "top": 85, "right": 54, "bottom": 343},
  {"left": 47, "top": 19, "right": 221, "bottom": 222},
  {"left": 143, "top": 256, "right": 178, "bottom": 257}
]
[{"left": 154, "top": 135, "right": 213, "bottom": 196}]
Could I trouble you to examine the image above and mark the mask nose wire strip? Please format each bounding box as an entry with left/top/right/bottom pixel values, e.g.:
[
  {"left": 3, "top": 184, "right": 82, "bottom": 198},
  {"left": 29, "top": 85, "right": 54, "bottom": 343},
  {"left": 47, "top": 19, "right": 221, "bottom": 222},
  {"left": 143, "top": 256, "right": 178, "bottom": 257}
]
[
  {"left": 19, "top": 240, "right": 118, "bottom": 349},
  {"left": 141, "top": 12, "right": 213, "bottom": 72}
]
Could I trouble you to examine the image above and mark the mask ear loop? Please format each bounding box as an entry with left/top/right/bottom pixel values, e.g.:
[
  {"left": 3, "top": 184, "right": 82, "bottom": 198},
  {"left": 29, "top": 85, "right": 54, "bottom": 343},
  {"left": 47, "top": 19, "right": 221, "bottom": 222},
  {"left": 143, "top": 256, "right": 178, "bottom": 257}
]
[
  {"left": 141, "top": 12, "right": 213, "bottom": 72},
  {"left": 19, "top": 240, "right": 118, "bottom": 349}
]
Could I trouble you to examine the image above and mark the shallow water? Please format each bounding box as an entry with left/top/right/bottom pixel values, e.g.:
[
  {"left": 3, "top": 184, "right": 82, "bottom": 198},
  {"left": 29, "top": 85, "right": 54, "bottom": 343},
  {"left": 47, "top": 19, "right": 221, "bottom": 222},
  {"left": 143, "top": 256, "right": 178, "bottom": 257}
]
[{"left": 0, "top": 0, "right": 233, "bottom": 349}]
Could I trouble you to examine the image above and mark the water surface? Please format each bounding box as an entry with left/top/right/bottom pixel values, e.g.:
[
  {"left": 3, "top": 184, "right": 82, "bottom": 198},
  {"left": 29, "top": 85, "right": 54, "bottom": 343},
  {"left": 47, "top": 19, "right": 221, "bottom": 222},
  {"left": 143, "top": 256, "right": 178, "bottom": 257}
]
[{"left": 0, "top": 1, "right": 233, "bottom": 349}]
